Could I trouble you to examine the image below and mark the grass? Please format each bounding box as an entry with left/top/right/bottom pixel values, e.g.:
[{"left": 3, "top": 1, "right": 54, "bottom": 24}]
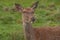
[{"left": 0, "top": 0, "right": 60, "bottom": 40}]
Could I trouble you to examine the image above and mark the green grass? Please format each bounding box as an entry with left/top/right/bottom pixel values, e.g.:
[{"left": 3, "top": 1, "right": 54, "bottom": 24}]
[{"left": 0, "top": 0, "right": 60, "bottom": 40}]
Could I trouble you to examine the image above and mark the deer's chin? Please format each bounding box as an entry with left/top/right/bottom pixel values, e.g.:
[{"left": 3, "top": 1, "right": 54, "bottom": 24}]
[
  {"left": 31, "top": 21, "right": 33, "bottom": 23},
  {"left": 31, "top": 21, "right": 35, "bottom": 24}
]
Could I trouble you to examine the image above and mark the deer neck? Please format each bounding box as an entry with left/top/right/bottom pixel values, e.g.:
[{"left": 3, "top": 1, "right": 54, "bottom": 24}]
[{"left": 22, "top": 15, "right": 36, "bottom": 40}]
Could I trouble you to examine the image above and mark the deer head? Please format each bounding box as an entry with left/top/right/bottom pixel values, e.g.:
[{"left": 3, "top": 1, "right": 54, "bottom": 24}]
[{"left": 15, "top": 1, "right": 39, "bottom": 23}]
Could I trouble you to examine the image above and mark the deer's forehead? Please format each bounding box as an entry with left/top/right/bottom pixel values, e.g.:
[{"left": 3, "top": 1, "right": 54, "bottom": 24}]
[{"left": 23, "top": 8, "right": 34, "bottom": 12}]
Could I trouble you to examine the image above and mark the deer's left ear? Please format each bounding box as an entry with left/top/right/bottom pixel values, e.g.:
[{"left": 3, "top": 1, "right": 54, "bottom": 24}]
[
  {"left": 31, "top": 1, "right": 39, "bottom": 9},
  {"left": 15, "top": 3, "right": 23, "bottom": 12}
]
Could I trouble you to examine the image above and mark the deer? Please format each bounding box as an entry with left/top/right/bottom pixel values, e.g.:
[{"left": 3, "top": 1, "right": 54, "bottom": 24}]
[{"left": 14, "top": 1, "right": 60, "bottom": 40}]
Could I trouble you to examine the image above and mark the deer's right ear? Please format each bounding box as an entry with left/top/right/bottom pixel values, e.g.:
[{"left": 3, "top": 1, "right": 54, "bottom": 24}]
[
  {"left": 15, "top": 3, "right": 23, "bottom": 12},
  {"left": 31, "top": 1, "right": 39, "bottom": 10}
]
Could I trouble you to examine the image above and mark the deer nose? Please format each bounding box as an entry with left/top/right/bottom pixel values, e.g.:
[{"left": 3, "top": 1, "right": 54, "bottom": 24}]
[{"left": 31, "top": 17, "right": 35, "bottom": 23}]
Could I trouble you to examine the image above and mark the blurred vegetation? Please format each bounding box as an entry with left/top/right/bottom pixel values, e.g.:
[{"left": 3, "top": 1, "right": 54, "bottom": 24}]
[{"left": 0, "top": 0, "right": 60, "bottom": 40}]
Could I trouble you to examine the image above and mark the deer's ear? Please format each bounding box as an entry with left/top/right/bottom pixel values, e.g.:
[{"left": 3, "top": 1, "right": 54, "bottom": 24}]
[
  {"left": 31, "top": 1, "right": 39, "bottom": 9},
  {"left": 15, "top": 3, "right": 23, "bottom": 11}
]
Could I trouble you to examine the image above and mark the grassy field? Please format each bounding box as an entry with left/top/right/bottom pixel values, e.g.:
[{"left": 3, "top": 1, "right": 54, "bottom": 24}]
[{"left": 0, "top": 0, "right": 60, "bottom": 40}]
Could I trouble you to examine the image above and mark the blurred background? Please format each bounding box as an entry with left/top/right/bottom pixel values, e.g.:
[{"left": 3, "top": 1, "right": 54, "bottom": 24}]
[{"left": 0, "top": 0, "right": 60, "bottom": 40}]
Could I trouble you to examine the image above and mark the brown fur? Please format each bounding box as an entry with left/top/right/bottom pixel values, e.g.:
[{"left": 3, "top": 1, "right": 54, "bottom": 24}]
[{"left": 34, "top": 27, "right": 60, "bottom": 40}]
